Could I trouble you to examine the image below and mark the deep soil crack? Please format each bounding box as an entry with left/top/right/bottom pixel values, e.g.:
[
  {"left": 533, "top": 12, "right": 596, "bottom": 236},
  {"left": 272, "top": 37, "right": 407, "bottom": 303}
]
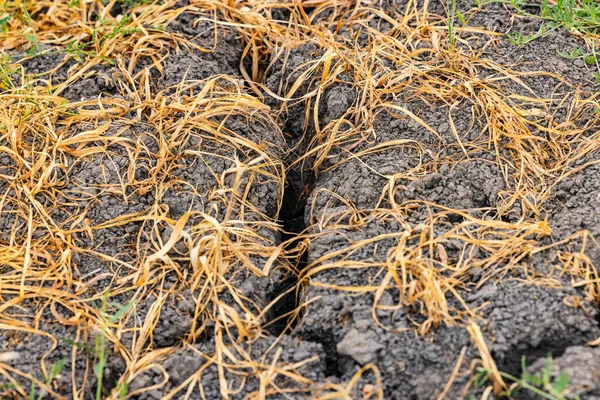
[{"left": 265, "top": 174, "right": 310, "bottom": 336}]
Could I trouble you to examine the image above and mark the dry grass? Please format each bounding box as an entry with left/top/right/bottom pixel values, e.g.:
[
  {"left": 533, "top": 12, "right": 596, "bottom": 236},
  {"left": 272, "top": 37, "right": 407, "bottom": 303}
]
[
  {"left": 0, "top": 0, "right": 298, "bottom": 393},
  {"left": 1, "top": 0, "right": 600, "bottom": 398}
]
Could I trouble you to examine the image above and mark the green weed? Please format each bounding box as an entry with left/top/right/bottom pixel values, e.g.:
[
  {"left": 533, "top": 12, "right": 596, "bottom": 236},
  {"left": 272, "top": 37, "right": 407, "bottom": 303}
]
[
  {"left": 556, "top": 46, "right": 600, "bottom": 81},
  {"left": 28, "top": 359, "right": 65, "bottom": 400},
  {"left": 93, "top": 293, "right": 135, "bottom": 400},
  {"left": 503, "top": 0, "right": 600, "bottom": 46},
  {"left": 475, "top": 354, "right": 581, "bottom": 400},
  {"left": 448, "top": 0, "right": 457, "bottom": 50},
  {"left": 7, "top": 9, "right": 141, "bottom": 61},
  {"left": 540, "top": 0, "right": 600, "bottom": 34},
  {"left": 556, "top": 47, "right": 584, "bottom": 59},
  {"left": 24, "top": 32, "right": 39, "bottom": 55},
  {"left": 471, "top": 0, "right": 536, "bottom": 9},
  {"left": 117, "top": 382, "right": 128, "bottom": 399},
  {"left": 98, "top": 15, "right": 141, "bottom": 41},
  {"left": 0, "top": 53, "right": 19, "bottom": 89},
  {"left": 507, "top": 22, "right": 556, "bottom": 45},
  {"left": 448, "top": 0, "right": 466, "bottom": 52},
  {"left": 557, "top": 47, "right": 599, "bottom": 65},
  {"left": 94, "top": 334, "right": 107, "bottom": 400},
  {"left": 0, "top": 12, "right": 11, "bottom": 32}
]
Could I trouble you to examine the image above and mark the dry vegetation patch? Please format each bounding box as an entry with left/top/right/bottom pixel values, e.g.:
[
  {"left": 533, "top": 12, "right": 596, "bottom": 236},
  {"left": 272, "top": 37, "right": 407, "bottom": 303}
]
[{"left": 1, "top": 0, "right": 600, "bottom": 399}]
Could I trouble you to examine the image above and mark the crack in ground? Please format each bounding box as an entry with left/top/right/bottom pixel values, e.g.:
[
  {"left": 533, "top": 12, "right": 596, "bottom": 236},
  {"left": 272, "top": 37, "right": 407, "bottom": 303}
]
[{"left": 265, "top": 172, "right": 310, "bottom": 336}]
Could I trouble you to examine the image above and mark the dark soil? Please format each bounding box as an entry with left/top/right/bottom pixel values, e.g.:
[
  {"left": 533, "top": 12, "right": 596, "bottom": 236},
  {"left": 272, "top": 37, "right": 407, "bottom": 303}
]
[
  {"left": 299, "top": 217, "right": 600, "bottom": 398},
  {"left": 525, "top": 346, "right": 600, "bottom": 399},
  {"left": 0, "top": 300, "right": 126, "bottom": 399},
  {"left": 128, "top": 334, "right": 328, "bottom": 399},
  {"left": 2, "top": 1, "right": 600, "bottom": 399},
  {"left": 294, "top": 1, "right": 600, "bottom": 398}
]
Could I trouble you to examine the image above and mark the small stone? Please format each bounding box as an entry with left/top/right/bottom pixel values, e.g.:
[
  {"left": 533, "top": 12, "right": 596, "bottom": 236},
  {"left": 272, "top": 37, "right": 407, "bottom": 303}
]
[
  {"left": 467, "top": 284, "right": 497, "bottom": 302},
  {"left": 337, "top": 328, "right": 383, "bottom": 365},
  {"left": 397, "top": 360, "right": 406, "bottom": 372},
  {"left": 355, "top": 319, "right": 372, "bottom": 331},
  {"left": 0, "top": 352, "right": 20, "bottom": 362}
]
